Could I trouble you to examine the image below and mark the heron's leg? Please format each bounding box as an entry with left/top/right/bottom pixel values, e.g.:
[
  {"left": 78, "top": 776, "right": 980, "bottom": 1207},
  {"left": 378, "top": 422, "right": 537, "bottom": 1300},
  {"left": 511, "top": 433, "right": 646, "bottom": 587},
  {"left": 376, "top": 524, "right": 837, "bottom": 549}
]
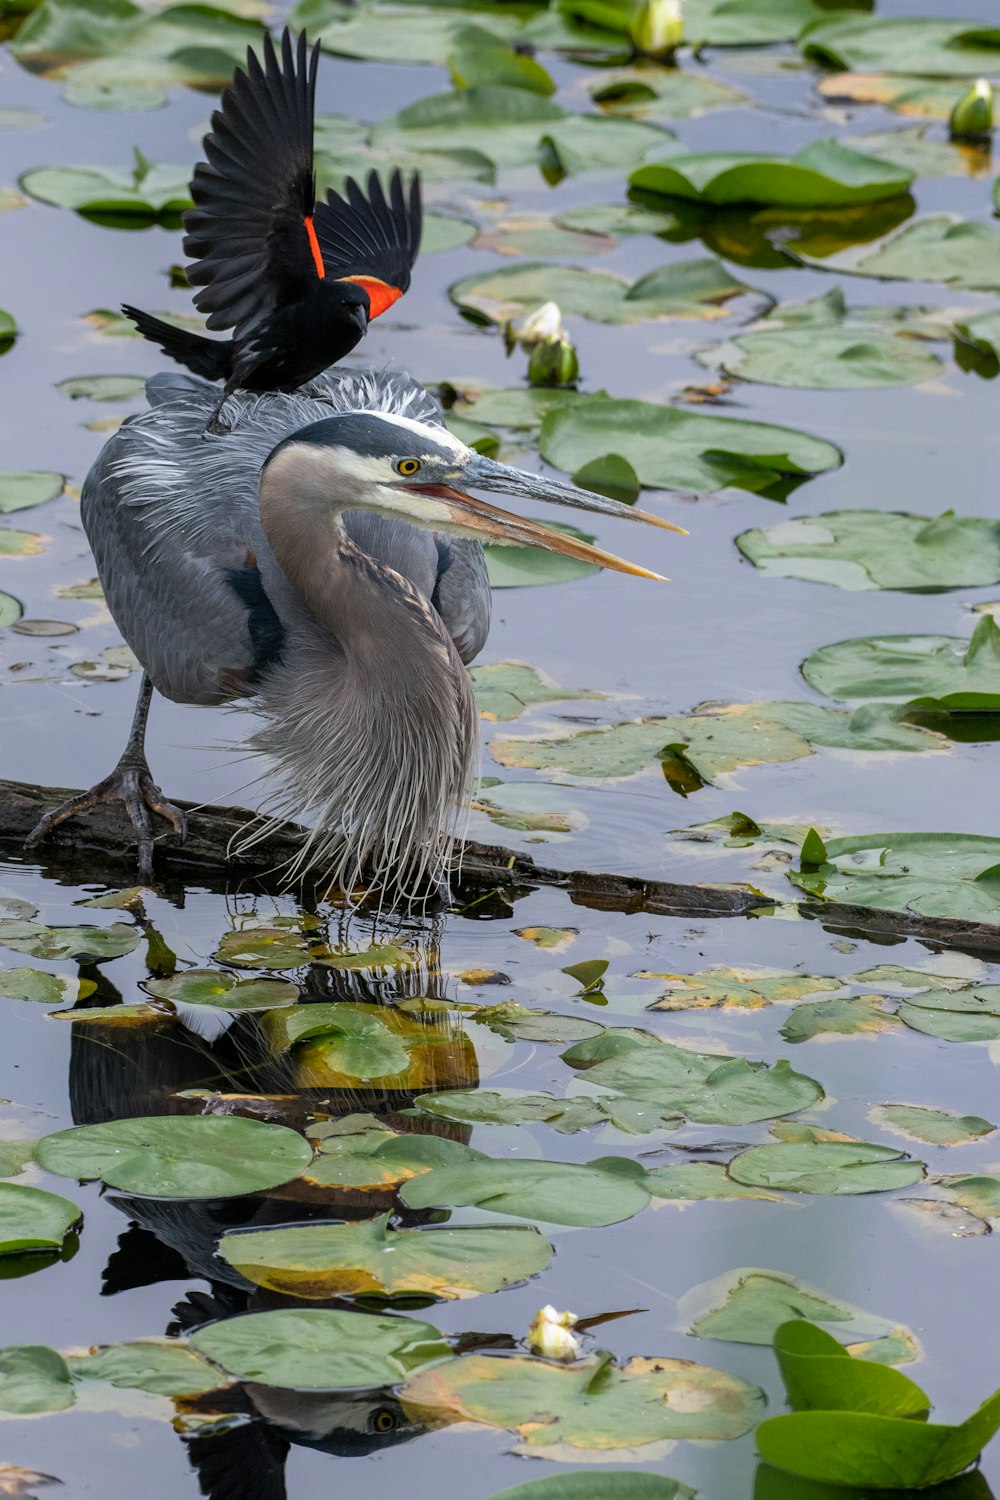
[{"left": 25, "top": 673, "right": 187, "bottom": 882}]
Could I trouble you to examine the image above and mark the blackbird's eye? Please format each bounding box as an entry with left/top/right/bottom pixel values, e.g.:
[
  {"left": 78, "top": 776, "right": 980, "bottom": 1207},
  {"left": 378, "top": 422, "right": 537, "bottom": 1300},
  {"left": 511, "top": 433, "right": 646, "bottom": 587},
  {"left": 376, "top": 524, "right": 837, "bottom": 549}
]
[
  {"left": 371, "top": 1407, "right": 397, "bottom": 1433},
  {"left": 395, "top": 458, "right": 421, "bottom": 477}
]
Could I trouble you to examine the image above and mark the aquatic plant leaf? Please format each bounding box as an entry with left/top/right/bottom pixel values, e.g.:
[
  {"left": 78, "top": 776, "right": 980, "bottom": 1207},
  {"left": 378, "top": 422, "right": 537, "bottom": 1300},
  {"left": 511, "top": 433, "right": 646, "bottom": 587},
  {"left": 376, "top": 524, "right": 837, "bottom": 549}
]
[
  {"left": 68, "top": 1341, "right": 223, "bottom": 1396},
  {"left": 0, "top": 1145, "right": 33, "bottom": 1179},
  {"left": 263, "top": 1002, "right": 473, "bottom": 1090},
  {"left": 301, "top": 5, "right": 518, "bottom": 65},
  {"left": 471, "top": 662, "right": 603, "bottom": 722},
  {"left": 591, "top": 66, "right": 745, "bottom": 120},
  {"left": 144, "top": 969, "right": 298, "bottom": 1010},
  {"left": 728, "top": 1142, "right": 924, "bottom": 1196},
  {"left": 803, "top": 619, "right": 1000, "bottom": 710},
  {"left": 299, "top": 1122, "right": 482, "bottom": 1191},
  {"left": 631, "top": 140, "right": 912, "bottom": 209},
  {"left": 772, "top": 1321, "right": 929, "bottom": 1417},
  {"left": 0, "top": 531, "right": 43, "bottom": 558},
  {"left": 818, "top": 72, "right": 975, "bottom": 121},
  {"left": 401, "top": 1350, "right": 764, "bottom": 1448},
  {"left": 790, "top": 832, "right": 1000, "bottom": 923},
  {"left": 0, "top": 968, "right": 88, "bottom": 1004},
  {"left": 0, "top": 921, "right": 139, "bottom": 960},
  {"left": 20, "top": 162, "right": 191, "bottom": 218},
  {"left": 645, "top": 1163, "right": 784, "bottom": 1203},
  {"left": 490, "top": 1473, "right": 697, "bottom": 1499},
  {"left": 0, "top": 594, "right": 21, "bottom": 630},
  {"left": 399, "top": 1156, "right": 651, "bottom": 1226},
  {"left": 645, "top": 966, "right": 841, "bottom": 1012},
  {"left": 463, "top": 1002, "right": 604, "bottom": 1044},
  {"left": 562, "top": 1031, "right": 823, "bottom": 1124},
  {"left": 847, "top": 126, "right": 974, "bottom": 179},
  {"left": 0, "top": 472, "right": 63, "bottom": 515},
  {"left": 0, "top": 1348, "right": 73, "bottom": 1415},
  {"left": 780, "top": 995, "right": 900, "bottom": 1043},
  {"left": 708, "top": 326, "right": 942, "bottom": 389},
  {"left": 62, "top": 79, "right": 167, "bottom": 110},
  {"left": 801, "top": 16, "right": 1000, "bottom": 78},
  {"left": 34, "top": 1116, "right": 313, "bottom": 1198},
  {"left": 540, "top": 396, "right": 840, "bottom": 494},
  {"left": 422, "top": 212, "right": 477, "bottom": 253},
  {"left": 447, "top": 25, "right": 555, "bottom": 95},
  {"left": 900, "top": 1000, "right": 1000, "bottom": 1042},
  {"left": 682, "top": 1268, "right": 913, "bottom": 1355},
  {"left": 191, "top": 1307, "right": 449, "bottom": 1389},
  {"left": 218, "top": 1214, "right": 552, "bottom": 1299},
  {"left": 0, "top": 1184, "right": 80, "bottom": 1253},
  {"left": 451, "top": 256, "right": 753, "bottom": 326},
  {"left": 851, "top": 216, "right": 1000, "bottom": 292},
  {"left": 414, "top": 1088, "right": 602, "bottom": 1133},
  {"left": 515, "top": 926, "right": 578, "bottom": 951},
  {"left": 55, "top": 374, "right": 146, "bottom": 401},
  {"left": 556, "top": 203, "right": 679, "bottom": 237},
  {"left": 47, "top": 1002, "right": 173, "bottom": 1027},
  {"left": 485, "top": 521, "right": 599, "bottom": 588},
  {"left": 872, "top": 1104, "right": 995, "bottom": 1146},
  {"left": 738, "top": 510, "right": 1000, "bottom": 592}
]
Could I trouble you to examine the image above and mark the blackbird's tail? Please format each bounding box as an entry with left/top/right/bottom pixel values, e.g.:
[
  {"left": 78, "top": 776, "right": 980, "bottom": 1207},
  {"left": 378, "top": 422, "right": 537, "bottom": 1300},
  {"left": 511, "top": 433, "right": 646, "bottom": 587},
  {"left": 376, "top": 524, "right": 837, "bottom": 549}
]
[{"left": 121, "top": 304, "right": 234, "bottom": 382}]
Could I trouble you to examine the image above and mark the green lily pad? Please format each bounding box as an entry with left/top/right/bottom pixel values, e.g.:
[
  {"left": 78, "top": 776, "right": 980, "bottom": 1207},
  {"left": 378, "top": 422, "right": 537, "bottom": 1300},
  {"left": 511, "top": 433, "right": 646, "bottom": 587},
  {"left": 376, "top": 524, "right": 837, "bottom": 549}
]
[
  {"left": 646, "top": 1162, "right": 785, "bottom": 1203},
  {"left": 727, "top": 1142, "right": 924, "bottom": 1196},
  {"left": 738, "top": 510, "right": 1000, "bottom": 592},
  {"left": 591, "top": 66, "right": 745, "bottom": 120},
  {"left": 0, "top": 1183, "right": 80, "bottom": 1253},
  {"left": 790, "top": 832, "right": 1000, "bottom": 923},
  {"left": 473, "top": 215, "right": 614, "bottom": 258},
  {"left": 643, "top": 966, "right": 841, "bottom": 1012},
  {"left": 422, "top": 212, "right": 477, "bottom": 254},
  {"left": 872, "top": 1104, "right": 995, "bottom": 1146},
  {"left": 451, "top": 256, "right": 753, "bottom": 327},
  {"left": 68, "top": 1340, "right": 223, "bottom": 1397},
  {"left": 20, "top": 155, "right": 191, "bottom": 219},
  {"left": 401, "top": 1350, "right": 764, "bottom": 1449},
  {"left": 298, "top": 1121, "right": 483, "bottom": 1192},
  {"left": 707, "top": 325, "right": 943, "bottom": 389},
  {"left": 850, "top": 216, "right": 1000, "bottom": 292},
  {"left": 0, "top": 594, "right": 21, "bottom": 630},
  {"left": 55, "top": 374, "right": 147, "bottom": 401},
  {"left": 62, "top": 79, "right": 168, "bottom": 110},
  {"left": 490, "top": 1475, "right": 697, "bottom": 1499},
  {"left": 780, "top": 995, "right": 901, "bottom": 1043},
  {"left": 218, "top": 1214, "right": 553, "bottom": 1299},
  {"left": 485, "top": 521, "right": 599, "bottom": 589},
  {"left": 556, "top": 202, "right": 680, "bottom": 237},
  {"left": 772, "top": 1321, "right": 929, "bottom": 1417},
  {"left": 0, "top": 921, "right": 139, "bottom": 960},
  {"left": 414, "top": 1088, "right": 605, "bottom": 1133},
  {"left": 471, "top": 662, "right": 604, "bottom": 722},
  {"left": 540, "top": 396, "right": 840, "bottom": 495},
  {"left": 847, "top": 126, "right": 975, "bottom": 179},
  {"left": 0, "top": 1347, "right": 73, "bottom": 1415},
  {"left": 0, "top": 530, "right": 43, "bottom": 558},
  {"left": 300, "top": 4, "right": 518, "bottom": 66},
  {"left": 262, "top": 1002, "right": 474, "bottom": 1091},
  {"left": 631, "top": 139, "right": 912, "bottom": 209},
  {"left": 898, "top": 985, "right": 1000, "bottom": 1042},
  {"left": 399, "top": 1155, "right": 651, "bottom": 1226},
  {"left": 144, "top": 969, "right": 298, "bottom": 1010},
  {"left": 562, "top": 1031, "right": 823, "bottom": 1124},
  {"left": 803, "top": 617, "right": 1000, "bottom": 710},
  {"left": 460, "top": 1001, "right": 604, "bottom": 1044},
  {"left": 447, "top": 25, "right": 555, "bottom": 95},
  {"left": 192, "top": 1307, "right": 450, "bottom": 1389},
  {"left": 801, "top": 16, "right": 1000, "bottom": 78},
  {"left": 0, "top": 472, "right": 63, "bottom": 515},
  {"left": 0, "top": 969, "right": 91, "bottom": 1005},
  {"left": 34, "top": 1115, "right": 313, "bottom": 1198},
  {"left": 0, "top": 1144, "right": 34, "bottom": 1179},
  {"left": 682, "top": 1268, "right": 914, "bottom": 1357}
]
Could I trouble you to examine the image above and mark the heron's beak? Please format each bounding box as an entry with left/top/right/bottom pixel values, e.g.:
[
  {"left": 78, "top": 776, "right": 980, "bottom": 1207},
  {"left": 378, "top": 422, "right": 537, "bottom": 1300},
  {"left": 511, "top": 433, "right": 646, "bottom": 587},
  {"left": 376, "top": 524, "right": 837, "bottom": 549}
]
[{"left": 460, "top": 453, "right": 687, "bottom": 538}]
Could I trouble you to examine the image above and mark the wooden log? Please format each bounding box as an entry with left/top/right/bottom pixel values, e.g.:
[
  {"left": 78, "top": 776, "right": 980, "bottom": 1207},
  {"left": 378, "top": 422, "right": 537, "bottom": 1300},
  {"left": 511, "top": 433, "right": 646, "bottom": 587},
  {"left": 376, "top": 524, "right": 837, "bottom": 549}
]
[{"left": 2, "top": 778, "right": 1000, "bottom": 955}]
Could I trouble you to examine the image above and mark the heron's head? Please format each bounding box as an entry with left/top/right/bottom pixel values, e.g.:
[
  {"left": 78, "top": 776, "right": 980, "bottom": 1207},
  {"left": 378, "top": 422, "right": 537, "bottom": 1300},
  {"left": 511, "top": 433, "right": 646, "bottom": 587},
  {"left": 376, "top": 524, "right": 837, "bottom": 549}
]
[{"left": 259, "top": 410, "right": 684, "bottom": 579}]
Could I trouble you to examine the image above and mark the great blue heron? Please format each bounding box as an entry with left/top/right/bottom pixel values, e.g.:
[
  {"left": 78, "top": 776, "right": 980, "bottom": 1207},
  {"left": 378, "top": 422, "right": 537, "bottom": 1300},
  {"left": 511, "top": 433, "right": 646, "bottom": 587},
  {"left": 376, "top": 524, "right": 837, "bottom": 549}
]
[
  {"left": 26, "top": 371, "right": 681, "bottom": 902},
  {"left": 122, "top": 29, "right": 421, "bottom": 432}
]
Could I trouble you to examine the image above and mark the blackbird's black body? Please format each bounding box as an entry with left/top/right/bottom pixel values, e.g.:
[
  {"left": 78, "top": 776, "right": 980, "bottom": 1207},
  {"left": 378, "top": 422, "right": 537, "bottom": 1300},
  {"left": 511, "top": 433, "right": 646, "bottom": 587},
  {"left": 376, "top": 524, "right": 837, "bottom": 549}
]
[{"left": 121, "top": 29, "right": 421, "bottom": 423}]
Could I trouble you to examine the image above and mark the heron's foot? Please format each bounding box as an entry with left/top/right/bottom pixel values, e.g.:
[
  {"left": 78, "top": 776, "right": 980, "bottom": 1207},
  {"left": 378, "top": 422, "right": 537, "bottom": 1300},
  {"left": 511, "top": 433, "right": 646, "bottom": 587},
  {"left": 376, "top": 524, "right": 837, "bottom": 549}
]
[{"left": 25, "top": 758, "right": 187, "bottom": 882}]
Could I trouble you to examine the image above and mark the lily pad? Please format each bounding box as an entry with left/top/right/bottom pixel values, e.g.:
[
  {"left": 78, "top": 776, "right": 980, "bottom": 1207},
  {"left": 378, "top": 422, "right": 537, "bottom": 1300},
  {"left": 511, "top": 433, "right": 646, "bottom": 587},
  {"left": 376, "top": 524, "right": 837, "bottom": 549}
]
[
  {"left": 218, "top": 1214, "right": 553, "bottom": 1299},
  {"left": 738, "top": 510, "right": 1000, "bottom": 592},
  {"left": 485, "top": 521, "right": 599, "bottom": 589},
  {"left": 801, "top": 17, "right": 1000, "bottom": 78},
  {"left": 818, "top": 72, "right": 977, "bottom": 121},
  {"left": 591, "top": 66, "right": 746, "bottom": 120},
  {"left": 727, "top": 1142, "right": 924, "bottom": 1196},
  {"left": 898, "top": 985, "right": 1000, "bottom": 1042},
  {"left": 0, "top": 472, "right": 63, "bottom": 515},
  {"left": 422, "top": 212, "right": 477, "bottom": 254},
  {"left": 55, "top": 374, "right": 146, "bottom": 401},
  {"left": 34, "top": 1115, "right": 313, "bottom": 1198},
  {"left": 682, "top": 1268, "right": 914, "bottom": 1356},
  {"left": 300, "top": 5, "right": 518, "bottom": 66},
  {"left": 772, "top": 1320, "right": 929, "bottom": 1418},
  {"left": 0, "top": 531, "right": 43, "bottom": 558},
  {"left": 298, "top": 1122, "right": 482, "bottom": 1192},
  {"left": 646, "top": 1163, "right": 785, "bottom": 1203},
  {"left": 399, "top": 1155, "right": 651, "bottom": 1226},
  {"left": 780, "top": 995, "right": 900, "bottom": 1043},
  {"left": 0, "top": 1348, "right": 73, "bottom": 1415},
  {"left": 790, "top": 832, "right": 1000, "bottom": 923},
  {"left": 20, "top": 155, "right": 191, "bottom": 220},
  {"left": 262, "top": 1002, "right": 474, "bottom": 1091},
  {"left": 0, "top": 1144, "right": 34, "bottom": 1179},
  {"left": 0, "top": 594, "right": 21, "bottom": 631},
  {"left": 803, "top": 617, "right": 1000, "bottom": 710},
  {"left": 401, "top": 1350, "right": 764, "bottom": 1449},
  {"left": 144, "top": 969, "right": 298, "bottom": 1010},
  {"left": 68, "top": 1340, "right": 222, "bottom": 1397},
  {"left": 490, "top": 1475, "right": 697, "bottom": 1499},
  {"left": 644, "top": 966, "right": 841, "bottom": 1012},
  {"left": 471, "top": 662, "right": 603, "bottom": 722},
  {"left": 0, "top": 921, "right": 139, "bottom": 960},
  {"left": 631, "top": 140, "right": 912, "bottom": 209},
  {"left": 447, "top": 25, "right": 555, "bottom": 95},
  {"left": 191, "top": 1307, "right": 450, "bottom": 1389},
  {"left": 0, "top": 1184, "right": 80, "bottom": 1253},
  {"left": 850, "top": 216, "right": 1000, "bottom": 292},
  {"left": 872, "top": 1104, "right": 995, "bottom": 1146},
  {"left": 707, "top": 325, "right": 943, "bottom": 389},
  {"left": 0, "top": 969, "right": 90, "bottom": 1004}
]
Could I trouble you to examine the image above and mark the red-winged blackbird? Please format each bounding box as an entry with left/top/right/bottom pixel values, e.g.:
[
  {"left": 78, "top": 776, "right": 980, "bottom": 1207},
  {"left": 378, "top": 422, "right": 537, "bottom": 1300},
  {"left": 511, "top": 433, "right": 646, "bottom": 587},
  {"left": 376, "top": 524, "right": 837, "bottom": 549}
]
[{"left": 122, "top": 28, "right": 421, "bottom": 431}]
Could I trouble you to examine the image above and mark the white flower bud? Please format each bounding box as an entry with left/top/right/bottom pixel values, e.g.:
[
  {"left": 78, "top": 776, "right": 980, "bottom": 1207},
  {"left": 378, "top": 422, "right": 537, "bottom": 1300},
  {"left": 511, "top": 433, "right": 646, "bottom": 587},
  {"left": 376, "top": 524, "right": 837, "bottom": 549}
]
[
  {"left": 516, "top": 301, "right": 564, "bottom": 347},
  {"left": 630, "top": 0, "right": 683, "bottom": 61},
  {"left": 528, "top": 1304, "right": 582, "bottom": 1361}
]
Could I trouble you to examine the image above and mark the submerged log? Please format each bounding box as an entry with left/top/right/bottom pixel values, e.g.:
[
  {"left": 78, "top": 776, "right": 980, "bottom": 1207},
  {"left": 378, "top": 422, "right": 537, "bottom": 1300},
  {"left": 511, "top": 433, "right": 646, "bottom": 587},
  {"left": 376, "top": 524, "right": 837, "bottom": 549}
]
[{"left": 2, "top": 778, "right": 1000, "bottom": 956}]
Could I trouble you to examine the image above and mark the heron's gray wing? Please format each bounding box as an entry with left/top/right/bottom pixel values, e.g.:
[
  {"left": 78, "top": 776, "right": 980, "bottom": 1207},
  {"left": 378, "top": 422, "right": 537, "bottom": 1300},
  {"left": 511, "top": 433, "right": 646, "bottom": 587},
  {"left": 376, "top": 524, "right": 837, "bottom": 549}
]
[{"left": 432, "top": 536, "right": 491, "bottom": 664}]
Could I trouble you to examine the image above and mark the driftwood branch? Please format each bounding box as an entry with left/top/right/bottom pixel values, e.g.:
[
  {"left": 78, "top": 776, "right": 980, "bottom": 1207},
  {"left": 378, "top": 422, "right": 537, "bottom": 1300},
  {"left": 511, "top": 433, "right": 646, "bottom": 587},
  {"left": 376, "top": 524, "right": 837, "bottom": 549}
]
[{"left": 2, "top": 779, "right": 1000, "bottom": 957}]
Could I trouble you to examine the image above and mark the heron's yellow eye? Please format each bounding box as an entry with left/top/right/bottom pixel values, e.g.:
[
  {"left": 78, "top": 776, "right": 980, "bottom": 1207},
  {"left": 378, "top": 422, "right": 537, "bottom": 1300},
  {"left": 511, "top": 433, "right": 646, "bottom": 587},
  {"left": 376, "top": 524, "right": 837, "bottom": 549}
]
[
  {"left": 372, "top": 1408, "right": 397, "bottom": 1432},
  {"left": 395, "top": 458, "right": 421, "bottom": 477}
]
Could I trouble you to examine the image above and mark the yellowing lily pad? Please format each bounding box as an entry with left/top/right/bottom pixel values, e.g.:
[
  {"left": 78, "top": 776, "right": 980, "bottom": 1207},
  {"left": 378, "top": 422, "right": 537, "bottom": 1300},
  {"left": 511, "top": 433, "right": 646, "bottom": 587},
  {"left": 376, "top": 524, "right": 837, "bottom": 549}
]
[
  {"left": 299, "top": 1120, "right": 483, "bottom": 1193},
  {"left": 471, "top": 662, "right": 603, "bottom": 722},
  {"left": 780, "top": 995, "right": 901, "bottom": 1043},
  {"left": 871, "top": 1104, "right": 995, "bottom": 1147},
  {"left": 261, "top": 1002, "right": 475, "bottom": 1091},
  {"left": 642, "top": 966, "right": 841, "bottom": 1012}
]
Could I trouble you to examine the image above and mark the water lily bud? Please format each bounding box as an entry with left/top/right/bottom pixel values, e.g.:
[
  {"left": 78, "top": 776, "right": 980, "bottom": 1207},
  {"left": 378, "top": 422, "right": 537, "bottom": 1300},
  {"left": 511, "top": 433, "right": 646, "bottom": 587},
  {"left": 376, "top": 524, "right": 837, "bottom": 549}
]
[
  {"left": 950, "top": 79, "right": 994, "bottom": 140},
  {"left": 630, "top": 0, "right": 683, "bottom": 61},
  {"left": 528, "top": 1305, "right": 581, "bottom": 1361},
  {"left": 528, "top": 334, "right": 579, "bottom": 387},
  {"left": 516, "top": 300, "right": 564, "bottom": 348}
]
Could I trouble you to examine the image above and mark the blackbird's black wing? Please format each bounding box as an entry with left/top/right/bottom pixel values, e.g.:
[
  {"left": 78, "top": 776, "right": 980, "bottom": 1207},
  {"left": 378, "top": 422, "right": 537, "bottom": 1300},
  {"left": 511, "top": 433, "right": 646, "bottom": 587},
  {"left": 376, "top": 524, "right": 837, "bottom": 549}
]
[
  {"left": 313, "top": 169, "right": 422, "bottom": 317},
  {"left": 186, "top": 1418, "right": 290, "bottom": 1500},
  {"left": 182, "top": 27, "right": 320, "bottom": 338}
]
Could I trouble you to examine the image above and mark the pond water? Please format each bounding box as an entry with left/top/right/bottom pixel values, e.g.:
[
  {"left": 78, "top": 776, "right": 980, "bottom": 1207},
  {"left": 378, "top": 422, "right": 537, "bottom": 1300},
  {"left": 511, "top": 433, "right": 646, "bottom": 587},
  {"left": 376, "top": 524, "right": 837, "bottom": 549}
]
[{"left": 3, "top": 0, "right": 1000, "bottom": 1493}]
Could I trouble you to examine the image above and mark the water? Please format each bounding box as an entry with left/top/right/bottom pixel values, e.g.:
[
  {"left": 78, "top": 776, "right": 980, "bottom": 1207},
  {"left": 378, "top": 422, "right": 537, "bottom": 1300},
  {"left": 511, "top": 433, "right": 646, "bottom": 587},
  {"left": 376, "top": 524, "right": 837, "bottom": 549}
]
[{"left": 2, "top": 0, "right": 1000, "bottom": 1493}]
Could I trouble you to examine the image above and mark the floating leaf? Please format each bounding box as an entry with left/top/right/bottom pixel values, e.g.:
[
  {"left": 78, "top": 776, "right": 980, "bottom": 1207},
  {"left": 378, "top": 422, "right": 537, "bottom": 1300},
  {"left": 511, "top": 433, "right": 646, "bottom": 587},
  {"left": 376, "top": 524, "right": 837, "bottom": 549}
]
[
  {"left": 850, "top": 216, "right": 1000, "bottom": 292},
  {"left": 399, "top": 1155, "right": 651, "bottom": 1226},
  {"left": 0, "top": 969, "right": 88, "bottom": 1005},
  {"left": 218, "top": 1214, "right": 552, "bottom": 1299},
  {"left": 0, "top": 1348, "right": 73, "bottom": 1415},
  {"left": 412, "top": 1087, "right": 661, "bottom": 1135},
  {"left": 462, "top": 1002, "right": 604, "bottom": 1045},
  {"left": 803, "top": 618, "right": 1000, "bottom": 711},
  {"left": 819, "top": 72, "right": 975, "bottom": 121},
  {"left": 490, "top": 1474, "right": 696, "bottom": 1499},
  {"left": 556, "top": 203, "right": 679, "bottom": 237},
  {"left": 898, "top": 985, "right": 1000, "bottom": 1042},
  {"left": 646, "top": 1163, "right": 784, "bottom": 1203},
  {"left": 34, "top": 1115, "right": 313, "bottom": 1198},
  {"left": 144, "top": 969, "right": 298, "bottom": 1010},
  {"left": 738, "top": 510, "right": 1000, "bottom": 592},
  {"left": 213, "top": 926, "right": 311, "bottom": 968},
  {"left": 707, "top": 325, "right": 943, "bottom": 389},
  {"left": 55, "top": 374, "right": 146, "bottom": 401},
  {"left": 302, "top": 5, "right": 518, "bottom": 66},
  {"left": 728, "top": 1142, "right": 924, "bottom": 1196},
  {"left": 871, "top": 1104, "right": 995, "bottom": 1146},
  {"left": 401, "top": 1350, "right": 764, "bottom": 1449},
  {"left": 780, "top": 995, "right": 900, "bottom": 1043},
  {"left": 801, "top": 17, "right": 1000, "bottom": 78},
  {"left": 790, "top": 832, "right": 1000, "bottom": 923},
  {"left": 515, "top": 926, "right": 578, "bottom": 951},
  {"left": 68, "top": 1340, "right": 222, "bottom": 1397},
  {"left": 485, "top": 521, "right": 599, "bottom": 589},
  {"left": 645, "top": 967, "right": 841, "bottom": 1012},
  {"left": 474, "top": 215, "right": 612, "bottom": 258},
  {"left": 0, "top": 1145, "right": 34, "bottom": 1179},
  {"left": 299, "top": 1122, "right": 482, "bottom": 1192},
  {"left": 0, "top": 531, "right": 43, "bottom": 558},
  {"left": 682, "top": 1268, "right": 912, "bottom": 1355},
  {"left": 447, "top": 25, "right": 555, "bottom": 96},
  {"left": 772, "top": 1320, "right": 929, "bottom": 1418},
  {"left": 847, "top": 125, "right": 974, "bottom": 179},
  {"left": 190, "top": 1307, "right": 449, "bottom": 1389},
  {"left": 0, "top": 472, "right": 63, "bottom": 515},
  {"left": 451, "top": 256, "right": 756, "bottom": 326},
  {"left": 471, "top": 662, "right": 603, "bottom": 722},
  {"left": 422, "top": 211, "right": 477, "bottom": 254},
  {"left": 262, "top": 1002, "right": 473, "bottom": 1090},
  {"left": 0, "top": 1184, "right": 80, "bottom": 1253},
  {"left": 69, "top": 645, "right": 141, "bottom": 682},
  {"left": 20, "top": 159, "right": 191, "bottom": 220},
  {"left": 591, "top": 66, "right": 745, "bottom": 120},
  {"left": 631, "top": 140, "right": 912, "bottom": 209},
  {"left": 0, "top": 921, "right": 139, "bottom": 960},
  {"left": 0, "top": 594, "right": 21, "bottom": 631}
]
